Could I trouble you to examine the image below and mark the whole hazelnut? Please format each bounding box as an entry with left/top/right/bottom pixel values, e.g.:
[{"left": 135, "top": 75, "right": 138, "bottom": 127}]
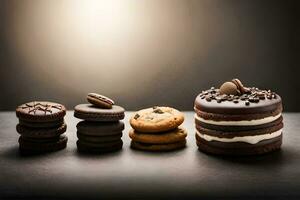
[{"left": 219, "top": 82, "right": 239, "bottom": 95}]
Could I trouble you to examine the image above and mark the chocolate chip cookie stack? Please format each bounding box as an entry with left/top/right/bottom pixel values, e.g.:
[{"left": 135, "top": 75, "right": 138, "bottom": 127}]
[
  {"left": 74, "top": 93, "right": 125, "bottom": 154},
  {"left": 16, "top": 101, "right": 68, "bottom": 154},
  {"left": 129, "top": 106, "right": 187, "bottom": 151}
]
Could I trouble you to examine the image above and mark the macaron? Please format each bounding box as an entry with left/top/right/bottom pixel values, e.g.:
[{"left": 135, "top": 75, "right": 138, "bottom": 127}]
[{"left": 87, "top": 93, "right": 114, "bottom": 109}]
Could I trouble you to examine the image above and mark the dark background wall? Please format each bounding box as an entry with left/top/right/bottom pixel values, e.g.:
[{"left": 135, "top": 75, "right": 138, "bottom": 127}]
[{"left": 0, "top": 0, "right": 299, "bottom": 111}]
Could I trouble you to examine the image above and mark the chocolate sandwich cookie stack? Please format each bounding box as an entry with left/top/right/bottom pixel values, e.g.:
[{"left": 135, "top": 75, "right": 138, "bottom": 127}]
[
  {"left": 74, "top": 93, "right": 125, "bottom": 154},
  {"left": 129, "top": 106, "right": 187, "bottom": 151},
  {"left": 194, "top": 79, "right": 283, "bottom": 155},
  {"left": 16, "top": 101, "right": 68, "bottom": 154}
]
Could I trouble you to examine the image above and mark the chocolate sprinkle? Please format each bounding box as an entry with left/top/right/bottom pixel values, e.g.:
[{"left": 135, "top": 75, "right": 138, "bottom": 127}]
[
  {"left": 153, "top": 108, "right": 164, "bottom": 114},
  {"left": 233, "top": 100, "right": 239, "bottom": 104},
  {"left": 134, "top": 113, "right": 140, "bottom": 120},
  {"left": 200, "top": 86, "right": 277, "bottom": 106}
]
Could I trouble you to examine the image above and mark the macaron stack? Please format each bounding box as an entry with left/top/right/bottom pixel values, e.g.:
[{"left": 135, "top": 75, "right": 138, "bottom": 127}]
[
  {"left": 129, "top": 106, "right": 187, "bottom": 151},
  {"left": 74, "top": 93, "right": 125, "bottom": 154},
  {"left": 16, "top": 101, "right": 68, "bottom": 154},
  {"left": 194, "top": 79, "right": 283, "bottom": 155}
]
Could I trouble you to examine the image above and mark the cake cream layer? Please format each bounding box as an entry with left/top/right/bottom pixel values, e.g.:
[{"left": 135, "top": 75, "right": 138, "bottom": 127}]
[
  {"left": 196, "top": 129, "right": 282, "bottom": 144},
  {"left": 194, "top": 113, "right": 281, "bottom": 126},
  {"left": 195, "top": 115, "right": 283, "bottom": 132}
]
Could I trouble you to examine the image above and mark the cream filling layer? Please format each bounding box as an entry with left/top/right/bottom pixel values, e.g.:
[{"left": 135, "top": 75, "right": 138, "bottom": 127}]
[
  {"left": 196, "top": 129, "right": 282, "bottom": 144},
  {"left": 195, "top": 113, "right": 281, "bottom": 126}
]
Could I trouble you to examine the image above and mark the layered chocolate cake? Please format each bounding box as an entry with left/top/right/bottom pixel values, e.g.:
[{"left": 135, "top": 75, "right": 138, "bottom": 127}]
[{"left": 194, "top": 79, "right": 283, "bottom": 155}]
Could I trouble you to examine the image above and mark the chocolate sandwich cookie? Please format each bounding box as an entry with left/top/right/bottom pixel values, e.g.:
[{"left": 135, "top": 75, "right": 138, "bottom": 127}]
[
  {"left": 16, "top": 123, "right": 67, "bottom": 138},
  {"left": 130, "top": 106, "right": 184, "bottom": 133},
  {"left": 77, "top": 139, "right": 122, "bottom": 148},
  {"left": 77, "top": 140, "right": 123, "bottom": 154},
  {"left": 87, "top": 93, "right": 114, "bottom": 109},
  {"left": 131, "top": 140, "right": 186, "bottom": 152},
  {"left": 194, "top": 79, "right": 283, "bottom": 155},
  {"left": 18, "top": 118, "right": 65, "bottom": 128},
  {"left": 77, "top": 132, "right": 122, "bottom": 143},
  {"left": 129, "top": 127, "right": 187, "bottom": 144},
  {"left": 16, "top": 101, "right": 66, "bottom": 124},
  {"left": 20, "top": 135, "right": 62, "bottom": 143},
  {"left": 74, "top": 104, "right": 125, "bottom": 122},
  {"left": 19, "top": 135, "right": 68, "bottom": 154},
  {"left": 76, "top": 121, "right": 124, "bottom": 136}
]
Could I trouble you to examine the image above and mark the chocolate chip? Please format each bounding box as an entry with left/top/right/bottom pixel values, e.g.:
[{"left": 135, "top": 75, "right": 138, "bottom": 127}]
[
  {"left": 153, "top": 108, "right": 164, "bottom": 114},
  {"left": 249, "top": 97, "right": 255, "bottom": 102},
  {"left": 240, "top": 96, "right": 247, "bottom": 101},
  {"left": 233, "top": 100, "right": 239, "bottom": 103},
  {"left": 205, "top": 97, "right": 211, "bottom": 102},
  {"left": 134, "top": 114, "right": 140, "bottom": 120}
]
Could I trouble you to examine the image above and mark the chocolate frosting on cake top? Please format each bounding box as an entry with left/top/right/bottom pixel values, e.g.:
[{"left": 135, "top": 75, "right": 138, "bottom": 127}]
[{"left": 194, "top": 79, "right": 283, "bottom": 115}]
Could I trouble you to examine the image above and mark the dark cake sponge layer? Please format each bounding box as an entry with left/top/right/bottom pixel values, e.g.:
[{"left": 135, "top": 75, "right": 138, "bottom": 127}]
[
  {"left": 196, "top": 136, "right": 282, "bottom": 156},
  {"left": 194, "top": 105, "right": 282, "bottom": 121},
  {"left": 196, "top": 122, "right": 283, "bottom": 138},
  {"left": 196, "top": 133, "right": 282, "bottom": 149},
  {"left": 195, "top": 115, "right": 283, "bottom": 132}
]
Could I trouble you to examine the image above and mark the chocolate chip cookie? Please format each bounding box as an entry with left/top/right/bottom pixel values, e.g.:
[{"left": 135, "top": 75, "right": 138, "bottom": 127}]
[{"left": 130, "top": 106, "right": 184, "bottom": 133}]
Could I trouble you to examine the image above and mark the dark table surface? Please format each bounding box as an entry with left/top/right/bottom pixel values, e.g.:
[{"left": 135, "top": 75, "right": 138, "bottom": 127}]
[{"left": 0, "top": 112, "right": 299, "bottom": 199}]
